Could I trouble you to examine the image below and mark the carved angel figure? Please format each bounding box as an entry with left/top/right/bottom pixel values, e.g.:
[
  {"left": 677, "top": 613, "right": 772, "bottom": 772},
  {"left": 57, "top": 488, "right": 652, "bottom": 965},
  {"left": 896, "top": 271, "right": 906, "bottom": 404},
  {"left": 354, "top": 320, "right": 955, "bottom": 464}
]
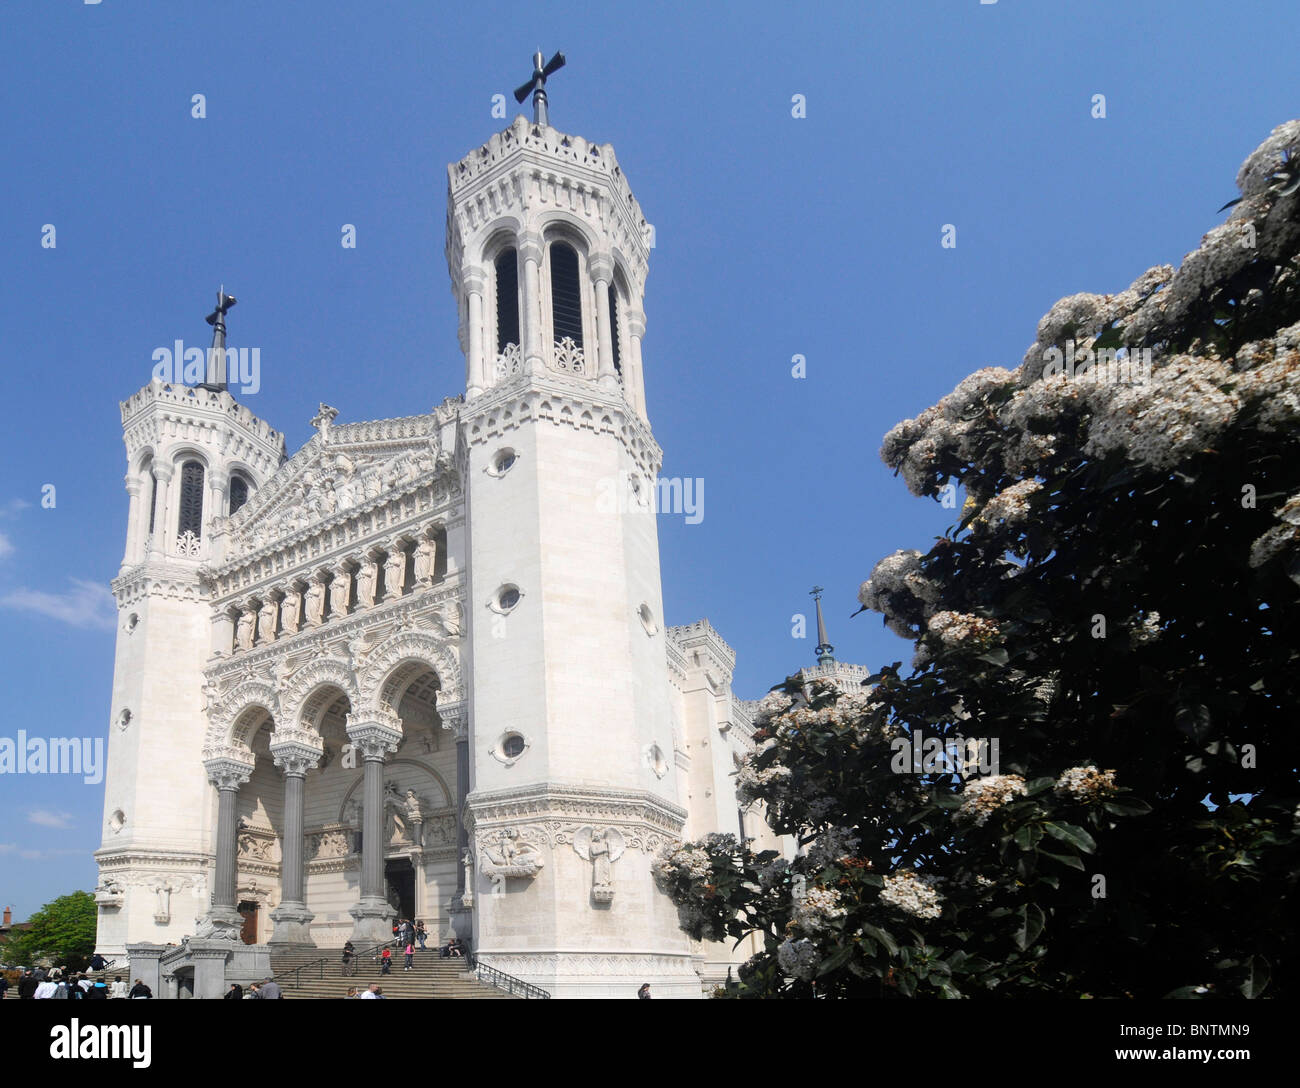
[
  {"left": 478, "top": 827, "right": 545, "bottom": 891},
  {"left": 574, "top": 826, "right": 625, "bottom": 902}
]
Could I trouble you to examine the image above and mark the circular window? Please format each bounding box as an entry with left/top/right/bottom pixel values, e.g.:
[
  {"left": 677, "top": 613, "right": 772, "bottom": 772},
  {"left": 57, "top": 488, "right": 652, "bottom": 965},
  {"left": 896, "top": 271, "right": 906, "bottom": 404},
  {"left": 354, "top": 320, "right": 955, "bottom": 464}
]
[
  {"left": 108, "top": 810, "right": 126, "bottom": 834},
  {"left": 491, "top": 584, "right": 522, "bottom": 614},
  {"left": 491, "top": 731, "right": 530, "bottom": 766},
  {"left": 638, "top": 602, "right": 658, "bottom": 636},
  {"left": 487, "top": 448, "right": 519, "bottom": 477},
  {"left": 645, "top": 743, "right": 669, "bottom": 779}
]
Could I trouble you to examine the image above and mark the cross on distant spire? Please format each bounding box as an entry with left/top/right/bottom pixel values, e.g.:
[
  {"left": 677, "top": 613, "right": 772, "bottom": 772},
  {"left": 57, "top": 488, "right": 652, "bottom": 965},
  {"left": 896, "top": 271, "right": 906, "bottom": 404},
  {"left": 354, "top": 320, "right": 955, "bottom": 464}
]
[
  {"left": 201, "top": 285, "right": 237, "bottom": 392},
  {"left": 514, "top": 49, "right": 566, "bottom": 126},
  {"left": 810, "top": 586, "right": 835, "bottom": 663}
]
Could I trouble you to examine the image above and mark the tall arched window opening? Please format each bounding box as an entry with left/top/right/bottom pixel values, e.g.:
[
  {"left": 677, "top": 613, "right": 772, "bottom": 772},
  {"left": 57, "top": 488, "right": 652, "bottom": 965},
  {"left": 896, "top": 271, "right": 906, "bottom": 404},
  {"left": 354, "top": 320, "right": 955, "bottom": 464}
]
[
  {"left": 229, "top": 475, "right": 249, "bottom": 516},
  {"left": 178, "top": 460, "right": 205, "bottom": 539},
  {"left": 495, "top": 249, "right": 520, "bottom": 353},
  {"left": 147, "top": 466, "right": 158, "bottom": 535},
  {"left": 608, "top": 284, "right": 622, "bottom": 375},
  {"left": 549, "top": 242, "right": 583, "bottom": 350}
]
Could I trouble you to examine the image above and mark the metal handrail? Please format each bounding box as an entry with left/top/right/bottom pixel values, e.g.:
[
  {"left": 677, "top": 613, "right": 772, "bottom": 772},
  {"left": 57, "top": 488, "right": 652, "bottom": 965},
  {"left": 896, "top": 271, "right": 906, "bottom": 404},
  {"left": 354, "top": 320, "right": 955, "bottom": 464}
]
[
  {"left": 269, "top": 940, "right": 391, "bottom": 991},
  {"left": 467, "top": 955, "right": 551, "bottom": 999}
]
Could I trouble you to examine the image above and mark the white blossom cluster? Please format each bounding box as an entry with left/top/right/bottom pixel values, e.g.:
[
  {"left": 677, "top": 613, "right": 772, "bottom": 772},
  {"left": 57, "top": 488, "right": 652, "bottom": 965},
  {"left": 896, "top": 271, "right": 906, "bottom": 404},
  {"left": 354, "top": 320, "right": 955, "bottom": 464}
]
[
  {"left": 971, "top": 478, "right": 1043, "bottom": 538},
  {"left": 757, "top": 856, "right": 791, "bottom": 892},
  {"left": 652, "top": 844, "right": 713, "bottom": 882},
  {"left": 734, "top": 760, "right": 793, "bottom": 805},
  {"left": 777, "top": 937, "right": 819, "bottom": 981},
  {"left": 805, "top": 826, "right": 862, "bottom": 868},
  {"left": 794, "top": 886, "right": 848, "bottom": 933},
  {"left": 956, "top": 773, "right": 1028, "bottom": 826},
  {"left": 1130, "top": 611, "right": 1163, "bottom": 646},
  {"left": 927, "top": 611, "right": 1002, "bottom": 650},
  {"left": 1249, "top": 493, "right": 1300, "bottom": 569},
  {"left": 858, "top": 549, "right": 942, "bottom": 637},
  {"left": 1054, "top": 765, "right": 1118, "bottom": 803},
  {"left": 752, "top": 689, "right": 796, "bottom": 727},
  {"left": 878, "top": 870, "right": 943, "bottom": 920}
]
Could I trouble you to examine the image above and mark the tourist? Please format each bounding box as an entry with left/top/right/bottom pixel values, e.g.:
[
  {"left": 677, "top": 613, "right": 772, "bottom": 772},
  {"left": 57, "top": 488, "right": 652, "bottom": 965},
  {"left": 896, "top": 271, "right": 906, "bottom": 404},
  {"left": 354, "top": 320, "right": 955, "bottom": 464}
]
[
  {"left": 78, "top": 976, "right": 93, "bottom": 993},
  {"left": 109, "top": 976, "right": 128, "bottom": 999},
  {"left": 244, "top": 984, "right": 260, "bottom": 999},
  {"left": 390, "top": 921, "right": 400, "bottom": 946},
  {"left": 344, "top": 986, "right": 358, "bottom": 999},
  {"left": 17, "top": 971, "right": 37, "bottom": 999},
  {"left": 86, "top": 980, "right": 109, "bottom": 1001},
  {"left": 34, "top": 977, "right": 58, "bottom": 999},
  {"left": 224, "top": 983, "right": 243, "bottom": 999},
  {"left": 128, "top": 978, "right": 153, "bottom": 999},
  {"left": 341, "top": 940, "right": 356, "bottom": 975},
  {"left": 440, "top": 938, "right": 452, "bottom": 959},
  {"left": 359, "top": 984, "right": 385, "bottom": 999},
  {"left": 449, "top": 938, "right": 464, "bottom": 958},
  {"left": 637, "top": 983, "right": 651, "bottom": 999},
  {"left": 415, "top": 920, "right": 427, "bottom": 949},
  {"left": 0, "top": 975, "right": 8, "bottom": 1000},
  {"left": 52, "top": 978, "right": 69, "bottom": 999},
  {"left": 380, "top": 947, "right": 392, "bottom": 974},
  {"left": 89, "top": 953, "right": 108, "bottom": 971},
  {"left": 260, "top": 977, "right": 282, "bottom": 1000},
  {"left": 403, "top": 941, "right": 414, "bottom": 971}
]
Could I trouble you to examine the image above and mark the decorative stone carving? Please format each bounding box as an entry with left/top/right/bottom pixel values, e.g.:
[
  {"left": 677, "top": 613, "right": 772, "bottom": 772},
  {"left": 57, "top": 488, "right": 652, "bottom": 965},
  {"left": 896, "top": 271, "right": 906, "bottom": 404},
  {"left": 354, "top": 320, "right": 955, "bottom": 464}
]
[
  {"left": 344, "top": 712, "right": 403, "bottom": 761},
  {"left": 270, "top": 732, "right": 324, "bottom": 777},
  {"left": 477, "top": 826, "right": 545, "bottom": 891},
  {"left": 355, "top": 558, "right": 378, "bottom": 608},
  {"left": 308, "top": 828, "right": 352, "bottom": 860},
  {"left": 204, "top": 756, "right": 254, "bottom": 792},
  {"left": 152, "top": 877, "right": 176, "bottom": 923},
  {"left": 257, "top": 598, "right": 279, "bottom": 644},
  {"left": 574, "top": 827, "right": 626, "bottom": 904},
  {"left": 94, "top": 877, "right": 125, "bottom": 909},
  {"left": 553, "top": 336, "right": 586, "bottom": 375},
  {"left": 237, "top": 831, "right": 276, "bottom": 862},
  {"left": 383, "top": 544, "right": 407, "bottom": 601},
  {"left": 329, "top": 567, "right": 351, "bottom": 618},
  {"left": 279, "top": 585, "right": 301, "bottom": 635},
  {"left": 235, "top": 609, "right": 255, "bottom": 651},
  {"left": 310, "top": 402, "right": 339, "bottom": 444},
  {"left": 176, "top": 530, "right": 203, "bottom": 558},
  {"left": 495, "top": 342, "right": 522, "bottom": 379},
  {"left": 303, "top": 577, "right": 326, "bottom": 628},
  {"left": 414, "top": 537, "right": 436, "bottom": 587}
]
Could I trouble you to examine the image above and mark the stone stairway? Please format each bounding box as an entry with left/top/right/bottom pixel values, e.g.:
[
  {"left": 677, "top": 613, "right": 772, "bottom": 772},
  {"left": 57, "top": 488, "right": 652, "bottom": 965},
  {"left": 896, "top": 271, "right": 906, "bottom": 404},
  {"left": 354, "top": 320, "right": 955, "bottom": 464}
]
[{"left": 268, "top": 946, "right": 518, "bottom": 1000}]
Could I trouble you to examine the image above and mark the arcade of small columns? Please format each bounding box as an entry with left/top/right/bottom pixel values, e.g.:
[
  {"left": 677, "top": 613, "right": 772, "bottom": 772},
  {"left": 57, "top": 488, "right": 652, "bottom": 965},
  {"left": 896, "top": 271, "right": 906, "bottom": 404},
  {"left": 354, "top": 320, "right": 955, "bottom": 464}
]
[
  {"left": 201, "top": 694, "right": 467, "bottom": 948},
  {"left": 226, "top": 528, "right": 443, "bottom": 655}
]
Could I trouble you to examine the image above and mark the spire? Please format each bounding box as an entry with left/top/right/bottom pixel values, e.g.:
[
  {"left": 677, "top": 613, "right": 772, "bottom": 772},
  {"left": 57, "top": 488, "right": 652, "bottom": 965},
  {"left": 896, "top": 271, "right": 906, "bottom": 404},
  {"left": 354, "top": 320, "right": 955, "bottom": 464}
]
[
  {"left": 810, "top": 585, "right": 835, "bottom": 663},
  {"left": 514, "top": 49, "right": 566, "bottom": 126},
  {"left": 201, "top": 286, "right": 237, "bottom": 392}
]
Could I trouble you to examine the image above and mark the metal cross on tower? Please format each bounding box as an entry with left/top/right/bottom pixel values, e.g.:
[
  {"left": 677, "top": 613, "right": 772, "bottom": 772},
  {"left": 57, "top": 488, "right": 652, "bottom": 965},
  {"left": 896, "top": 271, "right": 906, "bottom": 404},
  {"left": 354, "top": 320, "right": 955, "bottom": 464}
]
[
  {"left": 514, "top": 49, "right": 566, "bottom": 126},
  {"left": 810, "top": 586, "right": 836, "bottom": 662},
  {"left": 201, "top": 286, "right": 237, "bottom": 392}
]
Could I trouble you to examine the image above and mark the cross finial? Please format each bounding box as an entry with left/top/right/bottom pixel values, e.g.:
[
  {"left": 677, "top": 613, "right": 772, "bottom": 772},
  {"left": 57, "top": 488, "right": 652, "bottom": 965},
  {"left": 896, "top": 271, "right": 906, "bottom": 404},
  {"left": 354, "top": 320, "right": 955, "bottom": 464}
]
[
  {"left": 514, "top": 50, "right": 566, "bottom": 127},
  {"left": 200, "top": 286, "right": 237, "bottom": 392}
]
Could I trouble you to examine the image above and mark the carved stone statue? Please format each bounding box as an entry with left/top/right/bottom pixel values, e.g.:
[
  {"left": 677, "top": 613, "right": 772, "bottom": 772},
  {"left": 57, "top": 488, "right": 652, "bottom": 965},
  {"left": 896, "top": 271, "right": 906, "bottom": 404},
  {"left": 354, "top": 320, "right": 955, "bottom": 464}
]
[
  {"left": 235, "top": 610, "right": 255, "bottom": 651},
  {"left": 413, "top": 537, "right": 436, "bottom": 586},
  {"left": 383, "top": 781, "right": 411, "bottom": 844},
  {"left": 257, "top": 599, "right": 278, "bottom": 644},
  {"left": 304, "top": 579, "right": 326, "bottom": 627},
  {"left": 403, "top": 789, "right": 425, "bottom": 847},
  {"left": 478, "top": 827, "right": 545, "bottom": 892},
  {"left": 153, "top": 878, "right": 176, "bottom": 922},
  {"left": 355, "top": 560, "right": 377, "bottom": 608},
  {"left": 310, "top": 403, "right": 339, "bottom": 444},
  {"left": 384, "top": 547, "right": 406, "bottom": 600},
  {"left": 574, "top": 826, "right": 625, "bottom": 903},
  {"left": 329, "top": 570, "right": 350, "bottom": 617}
]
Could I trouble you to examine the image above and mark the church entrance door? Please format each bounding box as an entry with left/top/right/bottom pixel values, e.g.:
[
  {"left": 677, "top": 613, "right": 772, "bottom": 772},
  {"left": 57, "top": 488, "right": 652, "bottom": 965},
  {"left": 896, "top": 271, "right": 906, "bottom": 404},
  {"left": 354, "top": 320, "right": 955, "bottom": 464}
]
[
  {"left": 238, "top": 901, "right": 259, "bottom": 944},
  {"left": 384, "top": 859, "right": 415, "bottom": 923}
]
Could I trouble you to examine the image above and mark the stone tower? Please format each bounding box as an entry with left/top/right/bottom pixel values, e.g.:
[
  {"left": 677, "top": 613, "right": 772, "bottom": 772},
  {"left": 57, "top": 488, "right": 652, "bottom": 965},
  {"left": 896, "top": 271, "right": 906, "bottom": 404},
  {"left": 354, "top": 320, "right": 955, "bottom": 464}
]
[
  {"left": 448, "top": 113, "right": 699, "bottom": 996},
  {"left": 94, "top": 320, "right": 285, "bottom": 956}
]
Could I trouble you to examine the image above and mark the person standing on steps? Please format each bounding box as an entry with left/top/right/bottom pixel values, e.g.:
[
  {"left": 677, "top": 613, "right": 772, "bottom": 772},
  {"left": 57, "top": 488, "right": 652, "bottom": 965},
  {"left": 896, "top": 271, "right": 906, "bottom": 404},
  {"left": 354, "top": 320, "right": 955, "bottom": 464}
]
[
  {"left": 380, "top": 947, "right": 392, "bottom": 974},
  {"left": 341, "top": 940, "right": 356, "bottom": 976},
  {"left": 224, "top": 983, "right": 243, "bottom": 999},
  {"left": 415, "top": 920, "right": 427, "bottom": 950},
  {"left": 404, "top": 941, "right": 414, "bottom": 971},
  {"left": 260, "top": 977, "right": 282, "bottom": 1000},
  {"left": 128, "top": 978, "right": 152, "bottom": 999}
]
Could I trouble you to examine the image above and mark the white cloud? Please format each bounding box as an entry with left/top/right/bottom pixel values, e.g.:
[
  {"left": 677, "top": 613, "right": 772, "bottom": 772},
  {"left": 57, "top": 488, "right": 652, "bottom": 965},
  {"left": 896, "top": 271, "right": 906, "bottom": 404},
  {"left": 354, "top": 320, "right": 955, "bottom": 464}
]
[
  {"left": 27, "top": 810, "right": 73, "bottom": 830},
  {"left": 0, "top": 532, "right": 12, "bottom": 560},
  {"left": 0, "top": 578, "right": 115, "bottom": 631}
]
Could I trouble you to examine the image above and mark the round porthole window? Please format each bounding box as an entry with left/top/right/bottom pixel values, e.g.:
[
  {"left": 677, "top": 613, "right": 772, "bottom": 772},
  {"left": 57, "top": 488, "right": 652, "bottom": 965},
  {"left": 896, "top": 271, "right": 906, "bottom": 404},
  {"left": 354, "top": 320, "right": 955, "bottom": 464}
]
[
  {"left": 638, "top": 602, "right": 658, "bottom": 636},
  {"left": 487, "top": 448, "right": 519, "bottom": 477},
  {"left": 498, "top": 585, "right": 520, "bottom": 611},
  {"left": 491, "top": 731, "right": 530, "bottom": 766}
]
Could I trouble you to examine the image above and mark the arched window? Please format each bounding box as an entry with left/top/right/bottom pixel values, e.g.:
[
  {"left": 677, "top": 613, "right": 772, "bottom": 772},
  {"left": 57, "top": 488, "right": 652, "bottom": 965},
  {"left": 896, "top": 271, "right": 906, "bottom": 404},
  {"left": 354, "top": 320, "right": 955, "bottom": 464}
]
[
  {"left": 549, "top": 242, "right": 583, "bottom": 350},
  {"left": 147, "top": 464, "right": 158, "bottom": 535},
  {"left": 495, "top": 248, "right": 520, "bottom": 354},
  {"left": 608, "top": 284, "right": 622, "bottom": 375},
  {"left": 229, "top": 475, "right": 249, "bottom": 516},
  {"left": 178, "top": 460, "right": 205, "bottom": 539}
]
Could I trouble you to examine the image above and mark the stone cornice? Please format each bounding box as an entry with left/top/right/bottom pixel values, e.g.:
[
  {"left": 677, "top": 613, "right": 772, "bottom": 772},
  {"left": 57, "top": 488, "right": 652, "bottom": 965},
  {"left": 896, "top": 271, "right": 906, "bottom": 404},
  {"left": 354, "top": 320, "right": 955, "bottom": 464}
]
[
  {"left": 94, "top": 848, "right": 213, "bottom": 869},
  {"left": 112, "top": 561, "right": 206, "bottom": 607},
  {"left": 461, "top": 370, "right": 662, "bottom": 478},
  {"left": 465, "top": 783, "right": 686, "bottom": 834}
]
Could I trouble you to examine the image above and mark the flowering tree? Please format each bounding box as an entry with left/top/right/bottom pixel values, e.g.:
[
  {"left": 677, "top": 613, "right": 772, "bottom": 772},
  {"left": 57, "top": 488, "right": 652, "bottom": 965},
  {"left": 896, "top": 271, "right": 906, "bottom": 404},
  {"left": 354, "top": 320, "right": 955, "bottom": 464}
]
[{"left": 654, "top": 123, "right": 1300, "bottom": 998}]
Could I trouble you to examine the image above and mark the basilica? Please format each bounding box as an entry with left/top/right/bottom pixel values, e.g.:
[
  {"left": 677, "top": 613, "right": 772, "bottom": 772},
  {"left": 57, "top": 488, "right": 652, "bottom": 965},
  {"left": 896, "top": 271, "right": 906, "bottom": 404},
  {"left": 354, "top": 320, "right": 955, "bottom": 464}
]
[{"left": 93, "top": 70, "right": 800, "bottom": 998}]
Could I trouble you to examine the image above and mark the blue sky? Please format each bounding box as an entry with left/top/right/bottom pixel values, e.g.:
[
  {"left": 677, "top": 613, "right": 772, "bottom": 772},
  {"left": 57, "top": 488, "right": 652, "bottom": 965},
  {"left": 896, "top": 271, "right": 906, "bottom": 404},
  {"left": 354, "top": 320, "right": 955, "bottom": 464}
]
[{"left": 0, "top": 0, "right": 1296, "bottom": 922}]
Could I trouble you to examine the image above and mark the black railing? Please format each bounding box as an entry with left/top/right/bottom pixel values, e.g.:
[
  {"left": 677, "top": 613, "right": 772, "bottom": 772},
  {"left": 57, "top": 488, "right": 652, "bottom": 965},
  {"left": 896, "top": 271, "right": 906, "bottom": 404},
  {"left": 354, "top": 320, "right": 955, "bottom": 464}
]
[
  {"left": 269, "top": 941, "right": 390, "bottom": 991},
  {"left": 467, "top": 955, "right": 551, "bottom": 999}
]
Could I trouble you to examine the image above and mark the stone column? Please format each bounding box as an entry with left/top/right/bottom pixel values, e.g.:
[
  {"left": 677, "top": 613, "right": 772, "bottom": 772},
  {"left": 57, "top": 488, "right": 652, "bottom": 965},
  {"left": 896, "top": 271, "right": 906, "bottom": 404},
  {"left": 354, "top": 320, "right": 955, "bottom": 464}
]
[
  {"left": 209, "top": 470, "right": 229, "bottom": 528},
  {"left": 211, "top": 609, "right": 235, "bottom": 658},
  {"left": 440, "top": 701, "right": 473, "bottom": 941},
  {"left": 626, "top": 307, "right": 648, "bottom": 418},
  {"left": 465, "top": 265, "right": 487, "bottom": 397},
  {"left": 198, "top": 756, "right": 253, "bottom": 940},
  {"left": 122, "top": 475, "right": 143, "bottom": 568},
  {"left": 148, "top": 464, "right": 173, "bottom": 560},
  {"left": 410, "top": 847, "right": 426, "bottom": 923},
  {"left": 268, "top": 734, "right": 323, "bottom": 947},
  {"left": 519, "top": 232, "right": 545, "bottom": 373},
  {"left": 345, "top": 712, "right": 402, "bottom": 943},
  {"left": 383, "top": 540, "right": 407, "bottom": 602},
  {"left": 590, "top": 254, "right": 618, "bottom": 389}
]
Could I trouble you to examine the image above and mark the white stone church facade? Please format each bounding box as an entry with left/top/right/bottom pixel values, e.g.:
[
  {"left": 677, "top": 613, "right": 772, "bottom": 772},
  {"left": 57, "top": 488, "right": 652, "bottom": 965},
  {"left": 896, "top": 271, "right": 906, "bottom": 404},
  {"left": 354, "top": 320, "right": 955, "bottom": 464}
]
[{"left": 93, "top": 110, "right": 789, "bottom": 998}]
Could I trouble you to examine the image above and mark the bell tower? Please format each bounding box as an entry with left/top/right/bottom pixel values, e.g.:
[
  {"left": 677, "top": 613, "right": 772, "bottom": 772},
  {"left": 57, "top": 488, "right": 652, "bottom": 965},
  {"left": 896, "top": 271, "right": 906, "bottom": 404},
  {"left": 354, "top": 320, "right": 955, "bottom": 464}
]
[
  {"left": 449, "top": 62, "right": 699, "bottom": 997},
  {"left": 94, "top": 295, "right": 285, "bottom": 957}
]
